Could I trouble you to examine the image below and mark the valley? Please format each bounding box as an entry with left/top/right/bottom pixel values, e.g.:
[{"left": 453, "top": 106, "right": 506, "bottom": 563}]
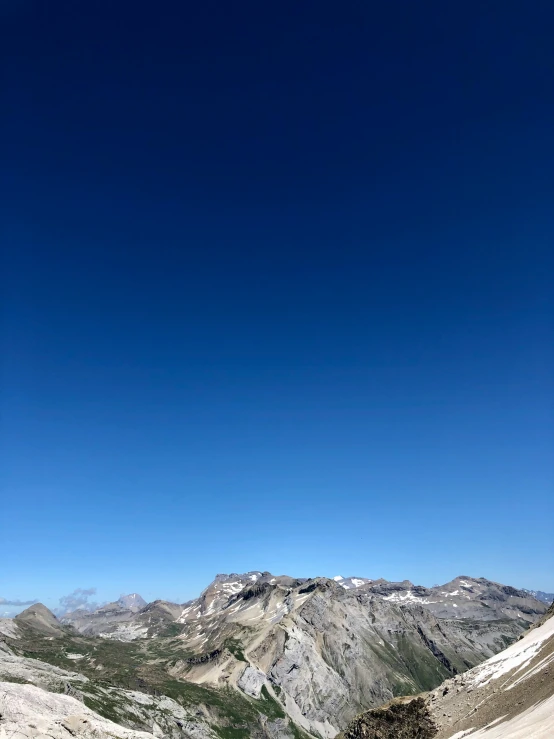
[{"left": 0, "top": 571, "right": 550, "bottom": 738}]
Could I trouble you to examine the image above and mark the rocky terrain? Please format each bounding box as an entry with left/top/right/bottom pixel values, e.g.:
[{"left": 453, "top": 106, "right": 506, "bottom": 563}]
[
  {"left": 0, "top": 616, "right": 297, "bottom": 739},
  {"left": 0, "top": 681, "right": 158, "bottom": 739},
  {"left": 339, "top": 697, "right": 437, "bottom": 739},
  {"left": 0, "top": 572, "right": 549, "bottom": 739},
  {"left": 339, "top": 601, "right": 554, "bottom": 738}
]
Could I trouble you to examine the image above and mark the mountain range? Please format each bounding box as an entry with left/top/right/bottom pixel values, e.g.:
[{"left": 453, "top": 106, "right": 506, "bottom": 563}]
[
  {"left": 0, "top": 571, "right": 551, "bottom": 739},
  {"left": 521, "top": 588, "right": 554, "bottom": 605}
]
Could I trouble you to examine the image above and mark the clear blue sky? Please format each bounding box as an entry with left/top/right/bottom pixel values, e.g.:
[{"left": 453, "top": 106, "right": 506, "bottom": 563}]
[{"left": 1, "top": 1, "right": 553, "bottom": 612}]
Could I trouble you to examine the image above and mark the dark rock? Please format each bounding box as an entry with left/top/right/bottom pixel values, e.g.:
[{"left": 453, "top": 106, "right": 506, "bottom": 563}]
[{"left": 340, "top": 698, "right": 437, "bottom": 739}]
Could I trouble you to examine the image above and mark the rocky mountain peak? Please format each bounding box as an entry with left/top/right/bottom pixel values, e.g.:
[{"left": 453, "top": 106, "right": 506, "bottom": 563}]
[
  {"left": 15, "top": 603, "right": 57, "bottom": 621},
  {"left": 15, "top": 603, "right": 62, "bottom": 634},
  {"left": 117, "top": 593, "right": 146, "bottom": 611},
  {"left": 213, "top": 571, "right": 264, "bottom": 584}
]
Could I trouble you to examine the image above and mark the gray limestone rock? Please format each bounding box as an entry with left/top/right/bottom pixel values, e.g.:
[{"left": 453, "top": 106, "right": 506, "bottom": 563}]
[{"left": 237, "top": 665, "right": 266, "bottom": 697}]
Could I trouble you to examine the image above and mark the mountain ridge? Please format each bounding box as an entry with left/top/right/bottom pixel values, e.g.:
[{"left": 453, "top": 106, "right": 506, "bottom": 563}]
[
  {"left": 60, "top": 571, "right": 547, "bottom": 632},
  {"left": 3, "top": 571, "right": 548, "bottom": 738}
]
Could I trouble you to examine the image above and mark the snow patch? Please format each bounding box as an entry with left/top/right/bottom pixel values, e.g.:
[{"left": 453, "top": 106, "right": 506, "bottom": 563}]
[
  {"left": 460, "top": 694, "right": 554, "bottom": 738},
  {"left": 383, "top": 591, "right": 436, "bottom": 605},
  {"left": 470, "top": 614, "right": 554, "bottom": 687}
]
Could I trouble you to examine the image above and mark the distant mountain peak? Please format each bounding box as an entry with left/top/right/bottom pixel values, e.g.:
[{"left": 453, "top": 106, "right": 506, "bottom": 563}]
[
  {"left": 15, "top": 603, "right": 62, "bottom": 634},
  {"left": 16, "top": 602, "right": 55, "bottom": 618},
  {"left": 521, "top": 588, "right": 554, "bottom": 605},
  {"left": 214, "top": 571, "right": 264, "bottom": 583},
  {"left": 117, "top": 593, "right": 146, "bottom": 611}
]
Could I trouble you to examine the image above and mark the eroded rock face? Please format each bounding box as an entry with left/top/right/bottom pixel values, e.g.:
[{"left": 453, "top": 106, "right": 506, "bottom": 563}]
[
  {"left": 249, "top": 586, "right": 533, "bottom": 733},
  {"left": 339, "top": 698, "right": 437, "bottom": 739},
  {"left": 0, "top": 682, "right": 156, "bottom": 739},
  {"left": 237, "top": 665, "right": 266, "bottom": 697}
]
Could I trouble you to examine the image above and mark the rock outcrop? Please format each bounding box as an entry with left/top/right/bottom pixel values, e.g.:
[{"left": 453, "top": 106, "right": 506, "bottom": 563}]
[
  {"left": 339, "top": 697, "right": 437, "bottom": 739},
  {"left": 0, "top": 682, "right": 157, "bottom": 739}
]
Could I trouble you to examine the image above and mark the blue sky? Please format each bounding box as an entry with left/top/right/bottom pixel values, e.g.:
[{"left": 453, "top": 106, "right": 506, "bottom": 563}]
[{"left": 1, "top": 1, "right": 553, "bottom": 613}]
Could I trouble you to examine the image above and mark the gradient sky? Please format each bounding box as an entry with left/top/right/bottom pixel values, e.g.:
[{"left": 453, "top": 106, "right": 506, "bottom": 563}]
[{"left": 1, "top": 1, "right": 553, "bottom": 613}]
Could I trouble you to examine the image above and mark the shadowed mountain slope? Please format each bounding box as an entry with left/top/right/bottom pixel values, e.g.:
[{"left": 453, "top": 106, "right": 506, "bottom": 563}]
[{"left": 339, "top": 601, "right": 554, "bottom": 739}]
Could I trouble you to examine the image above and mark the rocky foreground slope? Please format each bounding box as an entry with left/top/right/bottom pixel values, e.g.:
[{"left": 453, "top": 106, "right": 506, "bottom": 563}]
[
  {"left": 0, "top": 681, "right": 158, "bottom": 739},
  {"left": 340, "top": 601, "right": 554, "bottom": 739},
  {"left": 0, "top": 572, "right": 549, "bottom": 739}
]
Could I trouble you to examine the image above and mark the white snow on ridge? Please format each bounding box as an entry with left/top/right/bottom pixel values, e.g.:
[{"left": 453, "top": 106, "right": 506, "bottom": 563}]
[
  {"left": 221, "top": 581, "right": 244, "bottom": 594},
  {"left": 508, "top": 651, "right": 554, "bottom": 691},
  {"left": 333, "top": 576, "right": 371, "bottom": 589},
  {"left": 383, "top": 591, "right": 436, "bottom": 605},
  {"left": 470, "top": 614, "right": 554, "bottom": 687}
]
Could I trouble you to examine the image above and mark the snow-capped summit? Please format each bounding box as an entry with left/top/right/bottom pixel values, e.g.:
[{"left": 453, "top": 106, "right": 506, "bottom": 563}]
[{"left": 117, "top": 593, "right": 146, "bottom": 611}]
